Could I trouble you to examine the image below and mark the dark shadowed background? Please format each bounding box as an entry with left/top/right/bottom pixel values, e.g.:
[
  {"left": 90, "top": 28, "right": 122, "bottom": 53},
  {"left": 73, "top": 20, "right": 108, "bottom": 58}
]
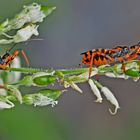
[{"left": 0, "top": 0, "right": 140, "bottom": 140}]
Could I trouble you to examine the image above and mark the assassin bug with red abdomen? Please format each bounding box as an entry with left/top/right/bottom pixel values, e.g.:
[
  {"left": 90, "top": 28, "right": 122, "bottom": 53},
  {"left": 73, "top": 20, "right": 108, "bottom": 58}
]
[
  {"left": 81, "top": 42, "right": 140, "bottom": 78},
  {"left": 0, "top": 45, "right": 30, "bottom": 69}
]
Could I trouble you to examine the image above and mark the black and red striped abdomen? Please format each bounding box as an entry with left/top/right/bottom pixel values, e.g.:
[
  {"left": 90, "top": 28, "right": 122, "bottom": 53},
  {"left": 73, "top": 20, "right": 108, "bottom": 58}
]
[{"left": 81, "top": 48, "right": 114, "bottom": 65}]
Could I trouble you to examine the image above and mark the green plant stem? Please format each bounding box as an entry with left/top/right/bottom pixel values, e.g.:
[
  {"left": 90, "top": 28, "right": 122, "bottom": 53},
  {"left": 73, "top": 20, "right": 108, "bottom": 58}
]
[
  {"left": 5, "top": 67, "right": 89, "bottom": 75},
  {"left": 93, "top": 79, "right": 103, "bottom": 88},
  {"left": 5, "top": 67, "right": 49, "bottom": 73},
  {"left": 3, "top": 60, "right": 140, "bottom": 77}
]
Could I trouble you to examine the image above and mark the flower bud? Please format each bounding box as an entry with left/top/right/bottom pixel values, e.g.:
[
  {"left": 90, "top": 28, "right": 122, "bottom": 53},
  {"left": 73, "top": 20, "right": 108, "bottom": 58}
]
[
  {"left": 17, "top": 72, "right": 56, "bottom": 87},
  {"left": 70, "top": 82, "right": 83, "bottom": 93},
  {"left": 105, "top": 72, "right": 129, "bottom": 79},
  {"left": 88, "top": 79, "right": 102, "bottom": 103},
  {"left": 23, "top": 3, "right": 46, "bottom": 23},
  {"left": 13, "top": 24, "right": 39, "bottom": 43},
  {"left": 32, "top": 72, "right": 56, "bottom": 86},
  {"left": 0, "top": 39, "right": 13, "bottom": 44},
  {"left": 0, "top": 100, "right": 14, "bottom": 109},
  {"left": 6, "top": 85, "right": 22, "bottom": 104},
  {"left": 33, "top": 94, "right": 58, "bottom": 107},
  {"left": 101, "top": 86, "right": 120, "bottom": 115},
  {"left": 6, "top": 3, "right": 55, "bottom": 30},
  {"left": 23, "top": 88, "right": 63, "bottom": 107},
  {"left": 23, "top": 95, "right": 34, "bottom": 105},
  {"left": 79, "top": 68, "right": 98, "bottom": 79}
]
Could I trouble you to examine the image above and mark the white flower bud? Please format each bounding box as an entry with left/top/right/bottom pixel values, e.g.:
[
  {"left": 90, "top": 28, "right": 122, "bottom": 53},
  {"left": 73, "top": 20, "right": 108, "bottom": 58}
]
[
  {"left": 24, "top": 3, "right": 46, "bottom": 23},
  {"left": 70, "top": 82, "right": 83, "bottom": 93},
  {"left": 63, "top": 81, "right": 70, "bottom": 88},
  {"left": 105, "top": 72, "right": 117, "bottom": 78},
  {"left": 79, "top": 68, "right": 98, "bottom": 79},
  {"left": 64, "top": 81, "right": 83, "bottom": 93},
  {"left": 33, "top": 71, "right": 55, "bottom": 78},
  {"left": 14, "top": 24, "right": 39, "bottom": 43},
  {"left": 105, "top": 72, "right": 129, "bottom": 79},
  {"left": 34, "top": 94, "right": 58, "bottom": 107},
  {"left": 0, "top": 39, "right": 13, "bottom": 44},
  {"left": 0, "top": 100, "right": 14, "bottom": 109},
  {"left": 9, "top": 3, "right": 46, "bottom": 29},
  {"left": 101, "top": 86, "right": 120, "bottom": 115},
  {"left": 125, "top": 61, "right": 138, "bottom": 70},
  {"left": 6, "top": 85, "right": 22, "bottom": 104},
  {"left": 88, "top": 79, "right": 102, "bottom": 103},
  {"left": 133, "top": 77, "right": 139, "bottom": 82}
]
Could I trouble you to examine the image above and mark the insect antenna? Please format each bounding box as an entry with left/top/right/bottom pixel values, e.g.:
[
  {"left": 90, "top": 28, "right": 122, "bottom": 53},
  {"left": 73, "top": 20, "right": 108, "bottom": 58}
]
[
  {"left": 80, "top": 52, "right": 87, "bottom": 55},
  {"left": 24, "top": 38, "right": 43, "bottom": 46},
  {"left": 8, "top": 44, "right": 17, "bottom": 53}
]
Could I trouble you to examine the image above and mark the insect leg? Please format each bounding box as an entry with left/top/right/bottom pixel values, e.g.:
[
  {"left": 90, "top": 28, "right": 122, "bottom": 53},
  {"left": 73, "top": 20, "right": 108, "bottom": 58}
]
[
  {"left": 128, "top": 47, "right": 140, "bottom": 72},
  {"left": 135, "top": 48, "right": 140, "bottom": 72},
  {"left": 117, "top": 57, "right": 126, "bottom": 72},
  {"left": 121, "top": 61, "right": 126, "bottom": 72},
  {"left": 21, "top": 50, "right": 30, "bottom": 66},
  {"left": 88, "top": 52, "right": 95, "bottom": 79},
  {"left": 15, "top": 49, "right": 30, "bottom": 67}
]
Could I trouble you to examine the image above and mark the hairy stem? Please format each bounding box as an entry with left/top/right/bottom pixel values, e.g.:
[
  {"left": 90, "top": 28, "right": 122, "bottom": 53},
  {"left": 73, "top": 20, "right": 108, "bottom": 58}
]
[{"left": 5, "top": 67, "right": 89, "bottom": 75}]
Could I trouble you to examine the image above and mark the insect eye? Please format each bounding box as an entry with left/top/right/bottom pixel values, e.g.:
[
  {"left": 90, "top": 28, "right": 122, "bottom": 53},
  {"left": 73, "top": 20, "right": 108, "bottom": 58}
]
[{"left": 123, "top": 47, "right": 128, "bottom": 52}]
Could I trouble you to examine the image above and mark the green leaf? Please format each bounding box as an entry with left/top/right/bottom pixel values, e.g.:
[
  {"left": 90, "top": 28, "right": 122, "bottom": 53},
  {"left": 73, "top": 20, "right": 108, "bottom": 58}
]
[
  {"left": 0, "top": 19, "right": 9, "bottom": 28},
  {"left": 125, "top": 68, "right": 140, "bottom": 77},
  {"left": 41, "top": 6, "right": 56, "bottom": 17}
]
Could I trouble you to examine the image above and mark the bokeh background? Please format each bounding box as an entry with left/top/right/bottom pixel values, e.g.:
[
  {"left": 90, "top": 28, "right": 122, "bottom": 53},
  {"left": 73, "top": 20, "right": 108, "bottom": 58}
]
[{"left": 0, "top": 0, "right": 140, "bottom": 140}]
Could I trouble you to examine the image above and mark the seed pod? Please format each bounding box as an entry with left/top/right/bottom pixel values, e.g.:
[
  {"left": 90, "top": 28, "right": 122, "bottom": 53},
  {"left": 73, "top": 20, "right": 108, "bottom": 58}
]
[
  {"left": 16, "top": 72, "right": 56, "bottom": 87},
  {"left": 33, "top": 75, "right": 56, "bottom": 86}
]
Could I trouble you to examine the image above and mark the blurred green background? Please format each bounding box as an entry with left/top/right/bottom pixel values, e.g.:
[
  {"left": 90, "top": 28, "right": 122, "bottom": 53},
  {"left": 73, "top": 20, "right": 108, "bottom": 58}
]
[{"left": 1, "top": 0, "right": 140, "bottom": 140}]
